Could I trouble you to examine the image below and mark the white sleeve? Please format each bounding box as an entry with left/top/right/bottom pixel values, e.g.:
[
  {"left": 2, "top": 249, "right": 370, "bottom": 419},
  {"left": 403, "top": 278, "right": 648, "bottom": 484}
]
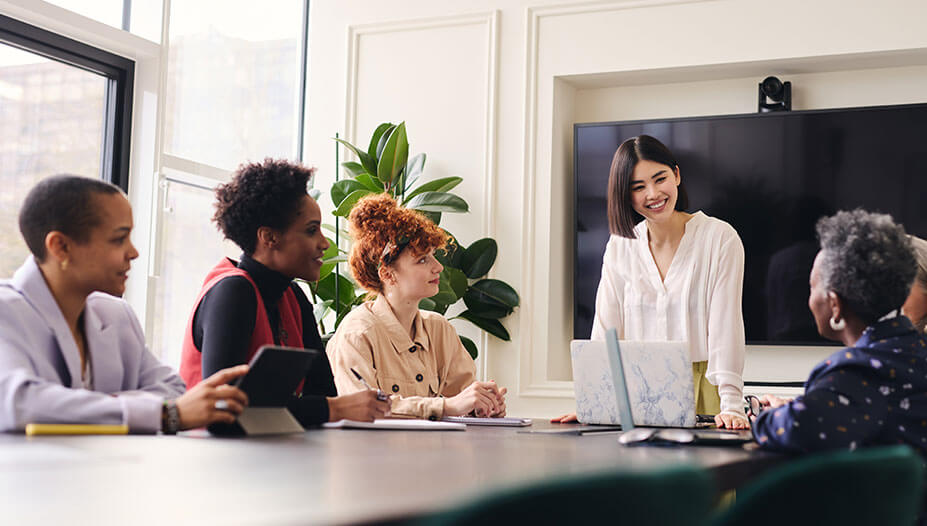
[
  {"left": 591, "top": 240, "right": 624, "bottom": 340},
  {"left": 705, "top": 230, "right": 746, "bottom": 416}
]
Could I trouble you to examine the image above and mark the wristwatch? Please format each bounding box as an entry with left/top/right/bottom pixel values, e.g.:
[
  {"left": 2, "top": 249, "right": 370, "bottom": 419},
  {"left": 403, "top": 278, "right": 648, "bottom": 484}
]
[{"left": 162, "top": 399, "right": 181, "bottom": 434}]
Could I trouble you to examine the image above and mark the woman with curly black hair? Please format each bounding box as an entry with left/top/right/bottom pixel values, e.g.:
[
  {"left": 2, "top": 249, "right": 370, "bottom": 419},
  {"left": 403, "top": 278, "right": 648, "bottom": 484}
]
[
  {"left": 752, "top": 209, "right": 927, "bottom": 454},
  {"left": 179, "top": 159, "right": 390, "bottom": 427}
]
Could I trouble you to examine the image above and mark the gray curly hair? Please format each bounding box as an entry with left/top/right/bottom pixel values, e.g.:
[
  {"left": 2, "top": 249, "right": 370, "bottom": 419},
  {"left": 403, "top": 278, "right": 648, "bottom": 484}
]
[{"left": 816, "top": 209, "right": 916, "bottom": 324}]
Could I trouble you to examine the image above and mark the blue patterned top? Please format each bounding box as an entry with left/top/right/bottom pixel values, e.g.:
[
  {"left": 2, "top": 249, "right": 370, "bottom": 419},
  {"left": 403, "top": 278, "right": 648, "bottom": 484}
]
[{"left": 753, "top": 316, "right": 927, "bottom": 454}]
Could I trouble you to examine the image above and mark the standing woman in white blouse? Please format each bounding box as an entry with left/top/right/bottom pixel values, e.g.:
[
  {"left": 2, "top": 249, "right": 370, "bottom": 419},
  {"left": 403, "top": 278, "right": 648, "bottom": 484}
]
[{"left": 556, "top": 135, "right": 749, "bottom": 429}]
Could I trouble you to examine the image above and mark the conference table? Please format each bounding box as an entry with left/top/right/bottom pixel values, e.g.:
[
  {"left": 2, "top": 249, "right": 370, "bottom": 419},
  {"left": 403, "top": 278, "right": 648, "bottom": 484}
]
[{"left": 0, "top": 422, "right": 783, "bottom": 525}]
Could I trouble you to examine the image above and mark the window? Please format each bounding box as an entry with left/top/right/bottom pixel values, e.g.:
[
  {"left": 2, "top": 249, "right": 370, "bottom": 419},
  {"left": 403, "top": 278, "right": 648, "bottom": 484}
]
[
  {"left": 44, "top": 0, "right": 164, "bottom": 43},
  {"left": 0, "top": 14, "right": 134, "bottom": 277},
  {"left": 150, "top": 0, "right": 310, "bottom": 365}
]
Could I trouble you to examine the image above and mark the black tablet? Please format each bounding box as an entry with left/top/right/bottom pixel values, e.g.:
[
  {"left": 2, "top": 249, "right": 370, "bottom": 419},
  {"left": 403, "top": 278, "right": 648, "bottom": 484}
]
[
  {"left": 207, "top": 346, "right": 320, "bottom": 436},
  {"left": 235, "top": 345, "right": 321, "bottom": 406}
]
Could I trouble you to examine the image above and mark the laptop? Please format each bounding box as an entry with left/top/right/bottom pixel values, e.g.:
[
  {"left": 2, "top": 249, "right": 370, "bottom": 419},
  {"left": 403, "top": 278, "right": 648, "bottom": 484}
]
[
  {"left": 571, "top": 329, "right": 753, "bottom": 444},
  {"left": 571, "top": 336, "right": 695, "bottom": 427}
]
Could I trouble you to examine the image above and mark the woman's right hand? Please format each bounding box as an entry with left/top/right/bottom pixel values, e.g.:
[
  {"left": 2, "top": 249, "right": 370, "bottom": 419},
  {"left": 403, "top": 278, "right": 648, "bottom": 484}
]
[
  {"left": 175, "top": 364, "right": 250, "bottom": 430},
  {"left": 328, "top": 390, "right": 391, "bottom": 422},
  {"left": 550, "top": 413, "right": 579, "bottom": 423},
  {"left": 445, "top": 381, "right": 504, "bottom": 417},
  {"left": 760, "top": 394, "right": 790, "bottom": 409}
]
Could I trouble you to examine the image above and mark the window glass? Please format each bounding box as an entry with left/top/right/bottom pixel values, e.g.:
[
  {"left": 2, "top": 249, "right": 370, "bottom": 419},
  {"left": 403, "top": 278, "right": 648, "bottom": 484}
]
[
  {"left": 45, "top": 0, "right": 164, "bottom": 43},
  {"left": 150, "top": 176, "right": 240, "bottom": 367},
  {"left": 164, "top": 0, "right": 303, "bottom": 170},
  {"left": 0, "top": 43, "right": 106, "bottom": 277}
]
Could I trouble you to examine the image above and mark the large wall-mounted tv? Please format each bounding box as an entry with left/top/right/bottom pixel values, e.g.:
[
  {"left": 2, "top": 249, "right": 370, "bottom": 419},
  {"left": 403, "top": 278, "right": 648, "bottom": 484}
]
[{"left": 574, "top": 103, "right": 927, "bottom": 345}]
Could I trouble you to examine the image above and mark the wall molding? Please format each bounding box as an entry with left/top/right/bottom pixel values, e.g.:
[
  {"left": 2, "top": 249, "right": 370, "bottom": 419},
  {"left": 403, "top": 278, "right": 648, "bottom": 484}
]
[
  {"left": 518, "top": 0, "right": 710, "bottom": 397},
  {"left": 344, "top": 11, "right": 500, "bottom": 377}
]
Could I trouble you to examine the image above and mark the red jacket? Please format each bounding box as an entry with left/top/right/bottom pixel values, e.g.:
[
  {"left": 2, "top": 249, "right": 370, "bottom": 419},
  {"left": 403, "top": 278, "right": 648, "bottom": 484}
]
[{"left": 179, "top": 258, "right": 303, "bottom": 387}]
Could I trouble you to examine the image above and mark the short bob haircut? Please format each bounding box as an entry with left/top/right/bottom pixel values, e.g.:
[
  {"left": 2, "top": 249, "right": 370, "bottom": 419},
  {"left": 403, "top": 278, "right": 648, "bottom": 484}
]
[
  {"left": 816, "top": 209, "right": 916, "bottom": 325},
  {"left": 213, "top": 158, "right": 315, "bottom": 255},
  {"left": 347, "top": 194, "right": 448, "bottom": 295},
  {"left": 18, "top": 175, "right": 122, "bottom": 262},
  {"left": 607, "top": 135, "right": 689, "bottom": 239}
]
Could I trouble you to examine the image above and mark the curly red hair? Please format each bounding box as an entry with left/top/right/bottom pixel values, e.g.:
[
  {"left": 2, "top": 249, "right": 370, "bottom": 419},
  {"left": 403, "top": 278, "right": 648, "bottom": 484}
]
[{"left": 348, "top": 194, "right": 448, "bottom": 294}]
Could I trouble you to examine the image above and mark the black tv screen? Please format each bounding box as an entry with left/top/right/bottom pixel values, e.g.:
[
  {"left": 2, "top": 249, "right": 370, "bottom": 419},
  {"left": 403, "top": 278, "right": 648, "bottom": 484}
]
[{"left": 574, "top": 103, "right": 927, "bottom": 345}]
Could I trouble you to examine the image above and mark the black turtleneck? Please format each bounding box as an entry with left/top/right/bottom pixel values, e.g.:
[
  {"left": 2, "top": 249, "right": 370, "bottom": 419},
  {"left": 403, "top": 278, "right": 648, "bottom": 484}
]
[{"left": 192, "top": 254, "right": 336, "bottom": 426}]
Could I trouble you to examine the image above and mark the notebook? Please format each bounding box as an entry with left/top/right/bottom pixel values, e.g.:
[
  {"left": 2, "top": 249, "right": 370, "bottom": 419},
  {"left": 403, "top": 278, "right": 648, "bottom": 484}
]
[
  {"left": 571, "top": 336, "right": 695, "bottom": 427},
  {"left": 442, "top": 416, "right": 532, "bottom": 427}
]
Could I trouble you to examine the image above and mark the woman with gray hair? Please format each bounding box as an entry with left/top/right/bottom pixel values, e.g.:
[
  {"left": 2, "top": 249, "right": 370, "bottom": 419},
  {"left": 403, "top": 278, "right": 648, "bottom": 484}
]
[
  {"left": 903, "top": 236, "right": 927, "bottom": 333},
  {"left": 752, "top": 209, "right": 927, "bottom": 454}
]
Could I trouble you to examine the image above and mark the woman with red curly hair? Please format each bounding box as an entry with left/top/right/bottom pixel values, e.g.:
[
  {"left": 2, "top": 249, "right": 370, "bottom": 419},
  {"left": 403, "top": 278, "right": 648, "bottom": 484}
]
[{"left": 327, "top": 194, "right": 507, "bottom": 419}]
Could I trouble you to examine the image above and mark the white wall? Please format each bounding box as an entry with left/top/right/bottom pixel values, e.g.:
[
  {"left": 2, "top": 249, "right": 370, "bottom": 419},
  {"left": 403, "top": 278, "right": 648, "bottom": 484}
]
[{"left": 306, "top": 0, "right": 927, "bottom": 418}]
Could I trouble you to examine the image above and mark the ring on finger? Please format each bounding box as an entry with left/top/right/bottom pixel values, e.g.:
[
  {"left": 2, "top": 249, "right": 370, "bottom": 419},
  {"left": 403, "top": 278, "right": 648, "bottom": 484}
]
[{"left": 214, "top": 399, "right": 230, "bottom": 411}]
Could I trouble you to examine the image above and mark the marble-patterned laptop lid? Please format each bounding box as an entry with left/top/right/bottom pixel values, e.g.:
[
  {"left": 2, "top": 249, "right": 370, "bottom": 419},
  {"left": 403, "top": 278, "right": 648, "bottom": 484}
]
[{"left": 571, "top": 339, "right": 695, "bottom": 427}]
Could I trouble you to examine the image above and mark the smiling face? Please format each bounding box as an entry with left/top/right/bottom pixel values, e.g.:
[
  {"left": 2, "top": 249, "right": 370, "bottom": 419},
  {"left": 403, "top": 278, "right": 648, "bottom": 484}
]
[
  {"left": 385, "top": 248, "right": 444, "bottom": 302},
  {"left": 67, "top": 192, "right": 138, "bottom": 297},
  {"left": 268, "top": 195, "right": 330, "bottom": 282},
  {"left": 629, "top": 159, "right": 680, "bottom": 224}
]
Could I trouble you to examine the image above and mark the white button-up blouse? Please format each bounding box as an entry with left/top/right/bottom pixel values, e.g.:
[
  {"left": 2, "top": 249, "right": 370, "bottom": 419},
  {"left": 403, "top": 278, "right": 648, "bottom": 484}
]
[{"left": 591, "top": 211, "right": 746, "bottom": 415}]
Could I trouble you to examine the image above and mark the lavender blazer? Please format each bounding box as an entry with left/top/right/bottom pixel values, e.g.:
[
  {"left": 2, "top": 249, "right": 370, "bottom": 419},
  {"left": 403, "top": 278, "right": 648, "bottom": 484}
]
[{"left": 0, "top": 257, "right": 186, "bottom": 433}]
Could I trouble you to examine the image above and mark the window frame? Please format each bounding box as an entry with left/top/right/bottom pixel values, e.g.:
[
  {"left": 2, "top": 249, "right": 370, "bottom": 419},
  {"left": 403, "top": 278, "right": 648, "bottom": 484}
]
[{"left": 0, "top": 12, "right": 134, "bottom": 191}]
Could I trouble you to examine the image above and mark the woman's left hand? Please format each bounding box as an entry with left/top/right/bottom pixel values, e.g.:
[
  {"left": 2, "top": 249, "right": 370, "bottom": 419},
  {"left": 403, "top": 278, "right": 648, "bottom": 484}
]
[{"left": 715, "top": 412, "right": 750, "bottom": 430}]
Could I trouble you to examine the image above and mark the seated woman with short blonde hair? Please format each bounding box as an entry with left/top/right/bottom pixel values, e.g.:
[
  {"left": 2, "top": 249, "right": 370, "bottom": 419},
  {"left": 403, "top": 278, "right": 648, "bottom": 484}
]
[{"left": 327, "top": 194, "right": 506, "bottom": 420}]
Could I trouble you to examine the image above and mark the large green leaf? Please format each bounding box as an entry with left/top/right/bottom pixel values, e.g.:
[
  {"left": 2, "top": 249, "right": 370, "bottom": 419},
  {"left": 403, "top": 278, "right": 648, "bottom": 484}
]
[
  {"left": 322, "top": 223, "right": 350, "bottom": 239},
  {"left": 313, "top": 299, "right": 333, "bottom": 324},
  {"left": 402, "top": 176, "right": 463, "bottom": 205},
  {"left": 341, "top": 161, "right": 369, "bottom": 178},
  {"left": 456, "top": 310, "right": 510, "bottom": 341},
  {"left": 367, "top": 122, "right": 394, "bottom": 159},
  {"left": 429, "top": 276, "right": 458, "bottom": 306},
  {"left": 355, "top": 173, "right": 384, "bottom": 192},
  {"left": 318, "top": 236, "right": 343, "bottom": 280},
  {"left": 420, "top": 210, "right": 442, "bottom": 225},
  {"left": 315, "top": 272, "right": 357, "bottom": 310},
  {"left": 459, "top": 335, "right": 478, "bottom": 359},
  {"left": 444, "top": 266, "right": 469, "bottom": 299},
  {"left": 418, "top": 298, "right": 438, "bottom": 312},
  {"left": 331, "top": 180, "right": 366, "bottom": 208},
  {"left": 377, "top": 122, "right": 408, "bottom": 187},
  {"left": 460, "top": 238, "right": 497, "bottom": 279},
  {"left": 375, "top": 125, "right": 396, "bottom": 161},
  {"left": 463, "top": 279, "right": 519, "bottom": 319},
  {"left": 335, "top": 138, "right": 378, "bottom": 176},
  {"left": 406, "top": 191, "right": 468, "bottom": 213},
  {"left": 435, "top": 231, "right": 463, "bottom": 268},
  {"left": 401, "top": 153, "right": 427, "bottom": 196},
  {"left": 333, "top": 189, "right": 373, "bottom": 217}
]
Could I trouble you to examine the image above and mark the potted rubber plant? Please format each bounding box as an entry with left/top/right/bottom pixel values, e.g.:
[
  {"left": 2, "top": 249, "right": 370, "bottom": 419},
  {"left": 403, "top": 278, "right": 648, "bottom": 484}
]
[{"left": 308, "top": 122, "right": 519, "bottom": 358}]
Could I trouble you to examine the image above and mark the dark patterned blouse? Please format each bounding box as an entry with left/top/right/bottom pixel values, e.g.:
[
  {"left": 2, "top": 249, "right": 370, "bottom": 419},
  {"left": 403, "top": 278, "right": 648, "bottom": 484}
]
[{"left": 753, "top": 315, "right": 927, "bottom": 455}]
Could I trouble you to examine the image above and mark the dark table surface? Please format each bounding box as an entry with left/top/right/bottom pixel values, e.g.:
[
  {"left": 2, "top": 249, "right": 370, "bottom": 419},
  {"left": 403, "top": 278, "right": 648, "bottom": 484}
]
[{"left": 0, "top": 421, "right": 783, "bottom": 525}]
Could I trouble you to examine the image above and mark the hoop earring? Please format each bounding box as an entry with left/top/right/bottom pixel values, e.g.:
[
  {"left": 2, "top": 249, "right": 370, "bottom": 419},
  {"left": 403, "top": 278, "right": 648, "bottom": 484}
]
[{"left": 829, "top": 317, "right": 846, "bottom": 331}]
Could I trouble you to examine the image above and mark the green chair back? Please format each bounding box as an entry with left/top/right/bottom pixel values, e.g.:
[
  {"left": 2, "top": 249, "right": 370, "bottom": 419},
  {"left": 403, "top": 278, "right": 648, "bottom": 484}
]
[
  {"left": 713, "top": 445, "right": 925, "bottom": 526},
  {"left": 417, "top": 464, "right": 714, "bottom": 526}
]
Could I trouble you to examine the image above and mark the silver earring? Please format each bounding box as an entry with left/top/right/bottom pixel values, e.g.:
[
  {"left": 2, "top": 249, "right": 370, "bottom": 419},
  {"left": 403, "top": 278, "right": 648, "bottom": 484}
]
[{"left": 829, "top": 317, "right": 846, "bottom": 331}]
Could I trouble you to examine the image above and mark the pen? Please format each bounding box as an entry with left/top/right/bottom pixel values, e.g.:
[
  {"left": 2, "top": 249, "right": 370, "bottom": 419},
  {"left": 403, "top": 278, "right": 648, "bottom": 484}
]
[{"left": 350, "top": 368, "right": 390, "bottom": 402}]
